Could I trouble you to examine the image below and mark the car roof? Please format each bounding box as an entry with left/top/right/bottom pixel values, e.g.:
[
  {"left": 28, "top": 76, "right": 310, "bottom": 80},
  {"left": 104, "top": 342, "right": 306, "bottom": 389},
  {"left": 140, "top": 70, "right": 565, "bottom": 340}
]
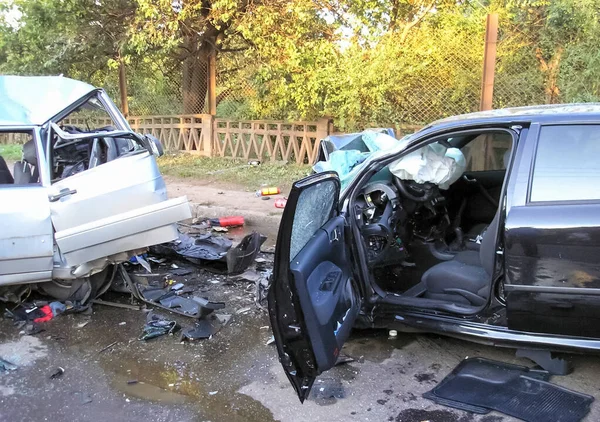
[
  {"left": 0, "top": 75, "right": 96, "bottom": 127},
  {"left": 426, "top": 103, "right": 600, "bottom": 129}
]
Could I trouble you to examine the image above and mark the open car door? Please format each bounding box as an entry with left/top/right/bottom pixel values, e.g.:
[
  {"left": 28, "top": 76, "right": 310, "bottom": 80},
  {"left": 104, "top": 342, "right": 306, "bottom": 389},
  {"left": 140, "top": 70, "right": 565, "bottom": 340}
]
[
  {"left": 268, "top": 172, "right": 361, "bottom": 402},
  {"left": 46, "top": 99, "right": 191, "bottom": 268}
]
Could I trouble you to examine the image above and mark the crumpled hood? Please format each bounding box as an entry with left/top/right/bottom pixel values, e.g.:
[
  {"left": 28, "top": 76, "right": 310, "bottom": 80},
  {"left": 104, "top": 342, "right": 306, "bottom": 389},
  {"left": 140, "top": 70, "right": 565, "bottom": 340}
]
[{"left": 0, "top": 75, "right": 96, "bottom": 126}]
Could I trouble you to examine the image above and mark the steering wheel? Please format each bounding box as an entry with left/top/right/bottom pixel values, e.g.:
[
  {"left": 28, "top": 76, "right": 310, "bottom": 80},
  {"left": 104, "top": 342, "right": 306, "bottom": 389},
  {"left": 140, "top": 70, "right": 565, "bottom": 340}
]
[{"left": 394, "top": 178, "right": 436, "bottom": 202}]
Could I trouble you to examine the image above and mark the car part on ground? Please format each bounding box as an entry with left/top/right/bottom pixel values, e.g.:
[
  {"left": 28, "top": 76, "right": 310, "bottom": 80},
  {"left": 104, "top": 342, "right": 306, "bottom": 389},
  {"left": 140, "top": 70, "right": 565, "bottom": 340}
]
[
  {"left": 150, "top": 231, "right": 266, "bottom": 275},
  {"left": 424, "top": 357, "right": 593, "bottom": 422},
  {"left": 117, "top": 264, "right": 225, "bottom": 319}
]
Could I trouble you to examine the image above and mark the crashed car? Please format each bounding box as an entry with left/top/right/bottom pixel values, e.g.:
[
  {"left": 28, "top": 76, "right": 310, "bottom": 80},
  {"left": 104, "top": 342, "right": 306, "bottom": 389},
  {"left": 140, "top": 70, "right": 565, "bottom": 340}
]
[
  {"left": 0, "top": 76, "right": 191, "bottom": 303},
  {"left": 269, "top": 104, "right": 600, "bottom": 401}
]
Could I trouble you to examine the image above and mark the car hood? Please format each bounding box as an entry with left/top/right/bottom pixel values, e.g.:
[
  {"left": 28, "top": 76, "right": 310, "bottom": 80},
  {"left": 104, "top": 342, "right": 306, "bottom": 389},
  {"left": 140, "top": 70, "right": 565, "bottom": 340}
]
[{"left": 0, "top": 75, "right": 96, "bottom": 126}]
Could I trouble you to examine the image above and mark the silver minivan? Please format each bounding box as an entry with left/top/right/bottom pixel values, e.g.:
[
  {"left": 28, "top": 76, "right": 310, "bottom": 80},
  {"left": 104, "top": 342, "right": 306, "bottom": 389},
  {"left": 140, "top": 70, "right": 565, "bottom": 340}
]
[{"left": 0, "top": 75, "right": 191, "bottom": 303}]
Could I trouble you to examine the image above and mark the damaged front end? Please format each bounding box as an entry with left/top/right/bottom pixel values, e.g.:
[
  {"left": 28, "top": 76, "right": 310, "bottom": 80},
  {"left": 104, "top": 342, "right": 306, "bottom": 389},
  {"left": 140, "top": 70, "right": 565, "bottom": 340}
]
[{"left": 0, "top": 75, "right": 191, "bottom": 304}]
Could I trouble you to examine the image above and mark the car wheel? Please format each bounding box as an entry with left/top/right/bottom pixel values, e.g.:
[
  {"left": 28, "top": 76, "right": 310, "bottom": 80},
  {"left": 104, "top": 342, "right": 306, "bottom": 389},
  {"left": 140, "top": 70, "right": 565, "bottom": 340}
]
[{"left": 38, "top": 266, "right": 114, "bottom": 304}]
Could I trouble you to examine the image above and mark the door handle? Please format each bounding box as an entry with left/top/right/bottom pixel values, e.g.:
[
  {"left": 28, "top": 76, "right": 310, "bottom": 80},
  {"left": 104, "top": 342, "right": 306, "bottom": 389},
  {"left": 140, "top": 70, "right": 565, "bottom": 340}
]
[{"left": 49, "top": 188, "right": 77, "bottom": 202}]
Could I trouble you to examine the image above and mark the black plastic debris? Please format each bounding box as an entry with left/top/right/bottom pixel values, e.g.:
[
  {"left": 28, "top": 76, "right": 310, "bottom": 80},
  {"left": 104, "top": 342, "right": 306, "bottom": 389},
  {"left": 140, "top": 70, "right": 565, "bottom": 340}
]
[
  {"left": 151, "top": 232, "right": 232, "bottom": 263},
  {"left": 139, "top": 312, "right": 178, "bottom": 341},
  {"left": 169, "top": 268, "right": 192, "bottom": 276},
  {"left": 150, "top": 231, "right": 266, "bottom": 275},
  {"left": 226, "top": 232, "right": 266, "bottom": 274},
  {"left": 118, "top": 265, "right": 224, "bottom": 319},
  {"left": 179, "top": 317, "right": 222, "bottom": 341},
  {"left": 424, "top": 357, "right": 593, "bottom": 422},
  {"left": 0, "top": 358, "right": 17, "bottom": 371}
]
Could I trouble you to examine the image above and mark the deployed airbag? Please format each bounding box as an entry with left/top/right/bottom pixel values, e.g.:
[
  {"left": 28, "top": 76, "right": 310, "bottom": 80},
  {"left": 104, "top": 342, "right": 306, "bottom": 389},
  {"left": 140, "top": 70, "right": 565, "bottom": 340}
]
[{"left": 390, "top": 143, "right": 465, "bottom": 189}]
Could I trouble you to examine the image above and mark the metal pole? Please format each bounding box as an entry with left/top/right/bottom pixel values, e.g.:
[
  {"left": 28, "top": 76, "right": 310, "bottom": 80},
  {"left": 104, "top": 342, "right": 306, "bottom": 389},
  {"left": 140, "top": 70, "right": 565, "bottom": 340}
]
[
  {"left": 208, "top": 52, "right": 217, "bottom": 115},
  {"left": 118, "top": 60, "right": 129, "bottom": 117},
  {"left": 480, "top": 13, "right": 498, "bottom": 111}
]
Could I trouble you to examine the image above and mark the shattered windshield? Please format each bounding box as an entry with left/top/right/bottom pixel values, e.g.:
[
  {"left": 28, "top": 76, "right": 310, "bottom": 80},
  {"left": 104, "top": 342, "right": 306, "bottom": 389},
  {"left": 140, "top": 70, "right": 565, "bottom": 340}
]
[{"left": 49, "top": 96, "right": 142, "bottom": 182}]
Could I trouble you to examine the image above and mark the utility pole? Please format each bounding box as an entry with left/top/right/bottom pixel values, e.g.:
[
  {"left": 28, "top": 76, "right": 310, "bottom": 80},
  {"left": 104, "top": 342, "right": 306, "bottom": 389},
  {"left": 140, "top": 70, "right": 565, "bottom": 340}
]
[
  {"left": 480, "top": 13, "right": 498, "bottom": 111},
  {"left": 118, "top": 60, "right": 129, "bottom": 117}
]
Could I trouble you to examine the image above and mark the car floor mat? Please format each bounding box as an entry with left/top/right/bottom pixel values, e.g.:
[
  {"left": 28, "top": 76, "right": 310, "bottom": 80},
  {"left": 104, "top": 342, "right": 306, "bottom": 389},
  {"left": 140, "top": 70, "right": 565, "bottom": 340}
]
[
  {"left": 424, "top": 357, "right": 552, "bottom": 414},
  {"left": 424, "top": 357, "right": 593, "bottom": 422}
]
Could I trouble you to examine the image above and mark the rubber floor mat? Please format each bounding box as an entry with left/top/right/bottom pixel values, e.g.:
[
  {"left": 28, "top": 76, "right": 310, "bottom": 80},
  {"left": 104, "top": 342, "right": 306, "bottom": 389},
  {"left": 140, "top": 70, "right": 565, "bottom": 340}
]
[{"left": 424, "top": 357, "right": 593, "bottom": 422}]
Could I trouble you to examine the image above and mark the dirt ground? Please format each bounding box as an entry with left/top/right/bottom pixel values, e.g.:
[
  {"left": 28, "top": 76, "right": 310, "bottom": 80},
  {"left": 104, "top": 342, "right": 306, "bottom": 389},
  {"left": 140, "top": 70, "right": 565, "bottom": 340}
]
[{"left": 1, "top": 176, "right": 599, "bottom": 422}]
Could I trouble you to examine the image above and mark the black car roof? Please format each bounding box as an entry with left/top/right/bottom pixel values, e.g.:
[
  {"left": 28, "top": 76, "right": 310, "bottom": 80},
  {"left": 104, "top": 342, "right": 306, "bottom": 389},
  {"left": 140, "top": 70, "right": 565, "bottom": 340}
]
[{"left": 419, "top": 103, "right": 600, "bottom": 135}]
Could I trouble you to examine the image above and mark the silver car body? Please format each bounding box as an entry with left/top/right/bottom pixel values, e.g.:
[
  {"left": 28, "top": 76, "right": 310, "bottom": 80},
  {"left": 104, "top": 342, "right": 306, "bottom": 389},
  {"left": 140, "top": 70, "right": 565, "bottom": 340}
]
[{"left": 0, "top": 76, "right": 191, "bottom": 288}]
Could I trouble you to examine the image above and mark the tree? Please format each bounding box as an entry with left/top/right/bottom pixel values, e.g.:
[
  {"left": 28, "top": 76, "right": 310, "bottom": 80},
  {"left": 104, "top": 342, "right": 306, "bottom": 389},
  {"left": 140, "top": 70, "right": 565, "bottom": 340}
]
[{"left": 131, "top": 0, "right": 335, "bottom": 113}]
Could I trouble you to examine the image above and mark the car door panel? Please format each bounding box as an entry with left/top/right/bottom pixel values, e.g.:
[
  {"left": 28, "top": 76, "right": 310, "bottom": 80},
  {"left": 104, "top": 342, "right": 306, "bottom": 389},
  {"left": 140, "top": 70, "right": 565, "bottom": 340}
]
[
  {"left": 269, "top": 172, "right": 361, "bottom": 402},
  {"left": 504, "top": 122, "right": 600, "bottom": 338},
  {"left": 290, "top": 216, "right": 358, "bottom": 371},
  {"left": 50, "top": 151, "right": 169, "bottom": 231},
  {"left": 0, "top": 186, "right": 53, "bottom": 285},
  {"left": 54, "top": 196, "right": 188, "bottom": 266},
  {"left": 49, "top": 151, "right": 191, "bottom": 266}
]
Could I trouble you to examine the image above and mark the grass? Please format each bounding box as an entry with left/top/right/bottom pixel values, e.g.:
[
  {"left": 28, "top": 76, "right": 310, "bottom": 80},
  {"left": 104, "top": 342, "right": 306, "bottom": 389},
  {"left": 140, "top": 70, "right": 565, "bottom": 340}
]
[
  {"left": 157, "top": 153, "right": 313, "bottom": 191},
  {"left": 0, "top": 144, "right": 23, "bottom": 161}
]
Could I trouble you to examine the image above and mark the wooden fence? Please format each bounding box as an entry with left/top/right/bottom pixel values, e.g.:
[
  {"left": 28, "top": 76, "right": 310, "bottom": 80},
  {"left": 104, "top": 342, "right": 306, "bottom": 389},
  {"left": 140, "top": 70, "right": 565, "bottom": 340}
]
[{"left": 1, "top": 115, "right": 424, "bottom": 164}]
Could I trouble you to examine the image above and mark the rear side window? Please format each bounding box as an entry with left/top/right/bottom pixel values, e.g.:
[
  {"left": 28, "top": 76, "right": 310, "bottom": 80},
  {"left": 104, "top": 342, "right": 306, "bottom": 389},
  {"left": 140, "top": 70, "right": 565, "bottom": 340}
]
[{"left": 531, "top": 125, "right": 600, "bottom": 202}]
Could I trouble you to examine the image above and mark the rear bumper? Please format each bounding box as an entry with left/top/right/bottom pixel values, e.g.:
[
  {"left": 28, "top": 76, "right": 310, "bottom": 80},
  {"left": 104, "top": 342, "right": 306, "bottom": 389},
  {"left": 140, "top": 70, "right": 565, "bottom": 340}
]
[{"left": 55, "top": 196, "right": 192, "bottom": 266}]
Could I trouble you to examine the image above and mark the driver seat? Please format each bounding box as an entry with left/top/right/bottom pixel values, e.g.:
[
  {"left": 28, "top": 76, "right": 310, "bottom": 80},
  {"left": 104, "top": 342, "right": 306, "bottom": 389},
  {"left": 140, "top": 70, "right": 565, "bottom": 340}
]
[{"left": 420, "top": 210, "right": 500, "bottom": 306}]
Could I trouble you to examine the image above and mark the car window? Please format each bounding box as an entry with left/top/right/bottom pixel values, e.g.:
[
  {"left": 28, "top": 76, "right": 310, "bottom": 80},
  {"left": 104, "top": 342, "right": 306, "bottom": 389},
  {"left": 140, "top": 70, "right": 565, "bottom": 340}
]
[
  {"left": 58, "top": 96, "right": 115, "bottom": 130},
  {"left": 0, "top": 132, "right": 40, "bottom": 185},
  {"left": 289, "top": 180, "right": 337, "bottom": 262},
  {"left": 50, "top": 96, "right": 138, "bottom": 182},
  {"left": 461, "top": 132, "right": 512, "bottom": 172},
  {"left": 531, "top": 125, "right": 600, "bottom": 202}
]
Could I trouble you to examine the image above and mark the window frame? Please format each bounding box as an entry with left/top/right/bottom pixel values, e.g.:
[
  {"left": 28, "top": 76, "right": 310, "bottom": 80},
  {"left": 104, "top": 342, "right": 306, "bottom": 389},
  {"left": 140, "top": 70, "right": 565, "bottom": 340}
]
[
  {"left": 457, "top": 132, "right": 513, "bottom": 173},
  {"left": 0, "top": 126, "right": 50, "bottom": 187},
  {"left": 527, "top": 122, "right": 600, "bottom": 206}
]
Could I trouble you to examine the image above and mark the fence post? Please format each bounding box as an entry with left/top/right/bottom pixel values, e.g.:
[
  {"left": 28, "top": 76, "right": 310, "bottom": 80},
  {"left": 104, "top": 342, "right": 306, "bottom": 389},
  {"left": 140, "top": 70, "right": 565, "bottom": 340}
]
[
  {"left": 202, "top": 114, "right": 214, "bottom": 157},
  {"left": 118, "top": 60, "right": 129, "bottom": 117},
  {"left": 317, "top": 118, "right": 331, "bottom": 140},
  {"left": 207, "top": 53, "right": 217, "bottom": 115},
  {"left": 480, "top": 13, "right": 498, "bottom": 111}
]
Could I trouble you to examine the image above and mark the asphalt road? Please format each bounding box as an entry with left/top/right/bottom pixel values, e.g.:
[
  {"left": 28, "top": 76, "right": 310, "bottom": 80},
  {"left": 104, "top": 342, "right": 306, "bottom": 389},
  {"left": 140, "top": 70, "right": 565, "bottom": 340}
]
[{"left": 1, "top": 267, "right": 599, "bottom": 422}]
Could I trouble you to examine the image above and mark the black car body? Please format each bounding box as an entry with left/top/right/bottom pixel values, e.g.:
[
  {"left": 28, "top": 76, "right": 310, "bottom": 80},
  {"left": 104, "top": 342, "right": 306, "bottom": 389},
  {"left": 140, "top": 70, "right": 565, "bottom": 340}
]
[{"left": 268, "top": 104, "right": 600, "bottom": 401}]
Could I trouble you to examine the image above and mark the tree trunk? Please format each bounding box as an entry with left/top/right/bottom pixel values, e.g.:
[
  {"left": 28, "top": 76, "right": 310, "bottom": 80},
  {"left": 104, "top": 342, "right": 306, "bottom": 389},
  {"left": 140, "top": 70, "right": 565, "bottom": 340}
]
[{"left": 182, "top": 53, "right": 209, "bottom": 114}]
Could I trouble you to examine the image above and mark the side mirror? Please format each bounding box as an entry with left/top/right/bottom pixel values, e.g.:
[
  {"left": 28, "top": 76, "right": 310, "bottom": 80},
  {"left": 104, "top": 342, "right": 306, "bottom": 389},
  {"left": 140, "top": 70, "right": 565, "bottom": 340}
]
[{"left": 142, "top": 134, "right": 164, "bottom": 157}]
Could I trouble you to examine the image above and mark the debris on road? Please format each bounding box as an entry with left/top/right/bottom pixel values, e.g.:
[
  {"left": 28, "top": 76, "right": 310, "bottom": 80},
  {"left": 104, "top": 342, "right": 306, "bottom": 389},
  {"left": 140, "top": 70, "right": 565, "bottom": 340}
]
[
  {"left": 255, "top": 187, "right": 280, "bottom": 197},
  {"left": 98, "top": 341, "right": 118, "bottom": 353},
  {"left": 0, "top": 357, "right": 17, "bottom": 371},
  {"left": 274, "top": 198, "right": 287, "bottom": 208},
  {"left": 76, "top": 320, "right": 91, "bottom": 329},
  {"left": 179, "top": 316, "right": 222, "bottom": 341},
  {"left": 209, "top": 216, "right": 244, "bottom": 228},
  {"left": 226, "top": 232, "right": 266, "bottom": 274},
  {"left": 151, "top": 232, "right": 232, "bottom": 263},
  {"left": 91, "top": 299, "right": 141, "bottom": 311},
  {"left": 139, "top": 312, "right": 178, "bottom": 341},
  {"left": 49, "top": 367, "right": 65, "bottom": 379}
]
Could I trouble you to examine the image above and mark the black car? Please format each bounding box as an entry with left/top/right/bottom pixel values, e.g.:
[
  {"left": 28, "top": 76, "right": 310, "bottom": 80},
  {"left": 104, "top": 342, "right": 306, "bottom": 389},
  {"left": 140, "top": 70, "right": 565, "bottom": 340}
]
[{"left": 268, "top": 104, "right": 600, "bottom": 401}]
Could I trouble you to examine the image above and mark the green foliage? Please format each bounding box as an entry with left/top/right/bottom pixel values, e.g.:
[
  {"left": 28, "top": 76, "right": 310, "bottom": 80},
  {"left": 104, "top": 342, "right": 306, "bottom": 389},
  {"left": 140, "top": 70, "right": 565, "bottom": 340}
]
[
  {"left": 0, "top": 143, "right": 22, "bottom": 161},
  {"left": 2, "top": 0, "right": 600, "bottom": 127}
]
